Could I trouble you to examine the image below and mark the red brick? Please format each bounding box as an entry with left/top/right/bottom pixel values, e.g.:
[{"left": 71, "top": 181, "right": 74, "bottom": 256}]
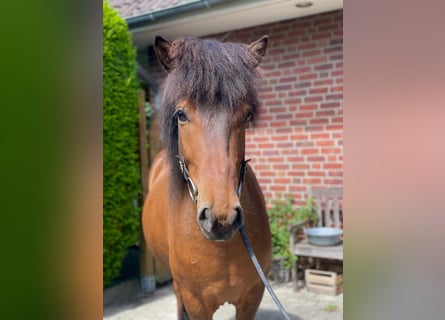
[
  {"left": 277, "top": 142, "right": 293, "bottom": 148},
  {"left": 321, "top": 148, "right": 341, "bottom": 154},
  {"left": 290, "top": 120, "right": 307, "bottom": 126},
  {"left": 314, "top": 79, "right": 333, "bottom": 86},
  {"left": 298, "top": 42, "right": 317, "bottom": 50},
  {"left": 270, "top": 185, "right": 286, "bottom": 192},
  {"left": 316, "top": 140, "right": 335, "bottom": 147},
  {"left": 254, "top": 164, "right": 272, "bottom": 170},
  {"left": 304, "top": 96, "right": 323, "bottom": 103},
  {"left": 271, "top": 135, "right": 288, "bottom": 142},
  {"left": 300, "top": 148, "right": 318, "bottom": 155},
  {"left": 258, "top": 143, "right": 275, "bottom": 149},
  {"left": 288, "top": 171, "right": 305, "bottom": 177},
  {"left": 312, "top": 32, "right": 331, "bottom": 40},
  {"left": 300, "top": 73, "right": 317, "bottom": 81},
  {"left": 330, "top": 54, "right": 343, "bottom": 61},
  {"left": 305, "top": 126, "right": 323, "bottom": 132},
  {"left": 275, "top": 84, "right": 292, "bottom": 91},
  {"left": 270, "top": 107, "right": 287, "bottom": 113},
  {"left": 303, "top": 178, "right": 322, "bottom": 184},
  {"left": 323, "top": 179, "right": 343, "bottom": 185},
  {"left": 263, "top": 150, "right": 279, "bottom": 156},
  {"left": 289, "top": 185, "right": 307, "bottom": 192},
  {"left": 289, "top": 90, "right": 306, "bottom": 97},
  {"left": 259, "top": 170, "right": 275, "bottom": 177},
  {"left": 321, "top": 102, "right": 340, "bottom": 109},
  {"left": 273, "top": 164, "right": 290, "bottom": 170},
  {"left": 276, "top": 127, "right": 293, "bottom": 134},
  {"left": 316, "top": 110, "right": 335, "bottom": 117},
  {"left": 314, "top": 63, "right": 333, "bottom": 71},
  {"left": 307, "top": 56, "right": 327, "bottom": 64},
  {"left": 323, "top": 163, "right": 342, "bottom": 169},
  {"left": 295, "top": 111, "right": 313, "bottom": 118},
  {"left": 274, "top": 178, "right": 291, "bottom": 184},
  {"left": 330, "top": 38, "right": 343, "bottom": 46},
  {"left": 307, "top": 156, "right": 325, "bottom": 162},
  {"left": 309, "top": 87, "right": 328, "bottom": 94},
  {"left": 326, "top": 93, "right": 343, "bottom": 100},
  {"left": 293, "top": 66, "right": 311, "bottom": 74},
  {"left": 278, "top": 61, "right": 296, "bottom": 68},
  {"left": 270, "top": 121, "right": 287, "bottom": 128},
  {"left": 279, "top": 76, "right": 297, "bottom": 83},
  {"left": 300, "top": 104, "right": 317, "bottom": 111},
  {"left": 263, "top": 71, "right": 281, "bottom": 78},
  {"left": 302, "top": 50, "right": 321, "bottom": 57},
  {"left": 268, "top": 156, "right": 285, "bottom": 163},
  {"left": 308, "top": 171, "right": 326, "bottom": 176},
  {"left": 284, "top": 98, "right": 302, "bottom": 105},
  {"left": 291, "top": 163, "right": 310, "bottom": 170},
  {"left": 291, "top": 134, "right": 309, "bottom": 140},
  {"left": 326, "top": 125, "right": 343, "bottom": 131},
  {"left": 253, "top": 136, "right": 269, "bottom": 142},
  {"left": 283, "top": 53, "right": 300, "bottom": 60},
  {"left": 259, "top": 93, "right": 277, "bottom": 100},
  {"left": 295, "top": 140, "right": 313, "bottom": 147},
  {"left": 263, "top": 99, "right": 282, "bottom": 106},
  {"left": 294, "top": 82, "right": 311, "bottom": 89},
  {"left": 311, "top": 133, "right": 329, "bottom": 139},
  {"left": 318, "top": 23, "right": 338, "bottom": 32},
  {"left": 287, "top": 156, "right": 304, "bottom": 162},
  {"left": 310, "top": 118, "right": 329, "bottom": 125}
]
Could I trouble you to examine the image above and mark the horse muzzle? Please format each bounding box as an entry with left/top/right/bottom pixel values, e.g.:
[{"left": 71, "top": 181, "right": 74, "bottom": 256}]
[{"left": 197, "top": 205, "right": 244, "bottom": 241}]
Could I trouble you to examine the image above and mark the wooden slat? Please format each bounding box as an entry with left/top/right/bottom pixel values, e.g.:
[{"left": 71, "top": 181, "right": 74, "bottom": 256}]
[
  {"left": 293, "top": 239, "right": 343, "bottom": 260},
  {"left": 305, "top": 269, "right": 343, "bottom": 295}
]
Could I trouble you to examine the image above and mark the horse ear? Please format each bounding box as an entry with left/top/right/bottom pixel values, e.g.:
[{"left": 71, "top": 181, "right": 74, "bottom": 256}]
[
  {"left": 154, "top": 36, "right": 173, "bottom": 72},
  {"left": 247, "top": 35, "right": 268, "bottom": 67}
]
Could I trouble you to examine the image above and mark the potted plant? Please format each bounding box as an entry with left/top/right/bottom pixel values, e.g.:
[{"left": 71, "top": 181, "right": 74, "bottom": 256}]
[{"left": 267, "top": 195, "right": 317, "bottom": 282}]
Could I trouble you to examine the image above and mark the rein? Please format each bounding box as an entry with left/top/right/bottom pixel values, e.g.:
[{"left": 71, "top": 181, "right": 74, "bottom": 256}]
[{"left": 177, "top": 153, "right": 291, "bottom": 320}]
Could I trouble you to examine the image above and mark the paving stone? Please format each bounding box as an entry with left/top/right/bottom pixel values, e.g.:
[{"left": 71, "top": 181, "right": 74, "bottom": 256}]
[{"left": 103, "top": 281, "right": 343, "bottom": 319}]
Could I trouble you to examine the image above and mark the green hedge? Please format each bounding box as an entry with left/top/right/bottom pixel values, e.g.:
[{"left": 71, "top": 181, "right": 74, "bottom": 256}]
[{"left": 103, "top": 1, "right": 141, "bottom": 288}]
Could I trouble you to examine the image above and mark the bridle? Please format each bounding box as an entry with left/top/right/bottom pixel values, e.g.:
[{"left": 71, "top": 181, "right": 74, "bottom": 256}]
[
  {"left": 176, "top": 152, "right": 250, "bottom": 203},
  {"left": 176, "top": 137, "right": 291, "bottom": 320}
]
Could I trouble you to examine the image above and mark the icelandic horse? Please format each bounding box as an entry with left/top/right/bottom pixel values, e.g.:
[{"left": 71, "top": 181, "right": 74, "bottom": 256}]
[{"left": 142, "top": 35, "right": 272, "bottom": 320}]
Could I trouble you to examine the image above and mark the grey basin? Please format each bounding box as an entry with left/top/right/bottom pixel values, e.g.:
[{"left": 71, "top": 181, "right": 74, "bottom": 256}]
[{"left": 304, "top": 227, "right": 343, "bottom": 246}]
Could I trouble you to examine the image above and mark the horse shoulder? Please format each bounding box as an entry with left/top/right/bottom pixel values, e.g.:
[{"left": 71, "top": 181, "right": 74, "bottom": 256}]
[{"left": 143, "top": 149, "right": 171, "bottom": 266}]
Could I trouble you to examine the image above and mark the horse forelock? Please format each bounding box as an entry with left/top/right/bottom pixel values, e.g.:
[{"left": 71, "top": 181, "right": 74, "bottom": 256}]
[{"left": 158, "top": 37, "right": 262, "bottom": 199}]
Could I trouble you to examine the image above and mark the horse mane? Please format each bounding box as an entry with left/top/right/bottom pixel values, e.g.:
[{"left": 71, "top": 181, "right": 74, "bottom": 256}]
[{"left": 158, "top": 37, "right": 262, "bottom": 199}]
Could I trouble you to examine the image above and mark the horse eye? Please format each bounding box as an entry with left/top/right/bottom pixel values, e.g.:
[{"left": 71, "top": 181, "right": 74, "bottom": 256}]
[
  {"left": 176, "top": 110, "right": 188, "bottom": 123},
  {"left": 244, "top": 111, "right": 253, "bottom": 123}
]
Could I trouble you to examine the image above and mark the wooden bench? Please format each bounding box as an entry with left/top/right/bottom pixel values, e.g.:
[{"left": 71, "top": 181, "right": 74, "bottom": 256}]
[{"left": 288, "top": 187, "right": 343, "bottom": 291}]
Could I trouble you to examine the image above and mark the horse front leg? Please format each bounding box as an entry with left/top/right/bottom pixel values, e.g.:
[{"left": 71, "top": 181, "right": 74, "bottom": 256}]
[
  {"left": 173, "top": 280, "right": 190, "bottom": 320},
  {"left": 235, "top": 283, "right": 265, "bottom": 320}
]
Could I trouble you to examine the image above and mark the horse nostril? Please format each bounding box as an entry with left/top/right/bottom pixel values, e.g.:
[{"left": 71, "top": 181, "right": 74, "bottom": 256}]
[
  {"left": 198, "top": 207, "right": 218, "bottom": 234},
  {"left": 233, "top": 206, "right": 244, "bottom": 227},
  {"left": 198, "top": 207, "right": 209, "bottom": 221}
]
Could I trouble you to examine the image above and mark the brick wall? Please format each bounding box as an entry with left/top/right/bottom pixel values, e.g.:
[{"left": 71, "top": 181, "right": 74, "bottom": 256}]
[{"left": 146, "top": 10, "right": 343, "bottom": 206}]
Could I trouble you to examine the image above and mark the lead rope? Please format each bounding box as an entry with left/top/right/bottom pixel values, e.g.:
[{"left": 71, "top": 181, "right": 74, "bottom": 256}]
[
  {"left": 178, "top": 155, "right": 291, "bottom": 319},
  {"left": 237, "top": 161, "right": 291, "bottom": 320}
]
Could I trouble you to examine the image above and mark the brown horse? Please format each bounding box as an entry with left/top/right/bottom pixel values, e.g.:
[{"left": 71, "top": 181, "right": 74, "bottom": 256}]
[{"left": 142, "top": 35, "right": 272, "bottom": 320}]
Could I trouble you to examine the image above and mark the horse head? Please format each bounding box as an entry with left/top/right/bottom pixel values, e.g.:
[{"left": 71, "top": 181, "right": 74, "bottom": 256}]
[{"left": 155, "top": 35, "right": 268, "bottom": 241}]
